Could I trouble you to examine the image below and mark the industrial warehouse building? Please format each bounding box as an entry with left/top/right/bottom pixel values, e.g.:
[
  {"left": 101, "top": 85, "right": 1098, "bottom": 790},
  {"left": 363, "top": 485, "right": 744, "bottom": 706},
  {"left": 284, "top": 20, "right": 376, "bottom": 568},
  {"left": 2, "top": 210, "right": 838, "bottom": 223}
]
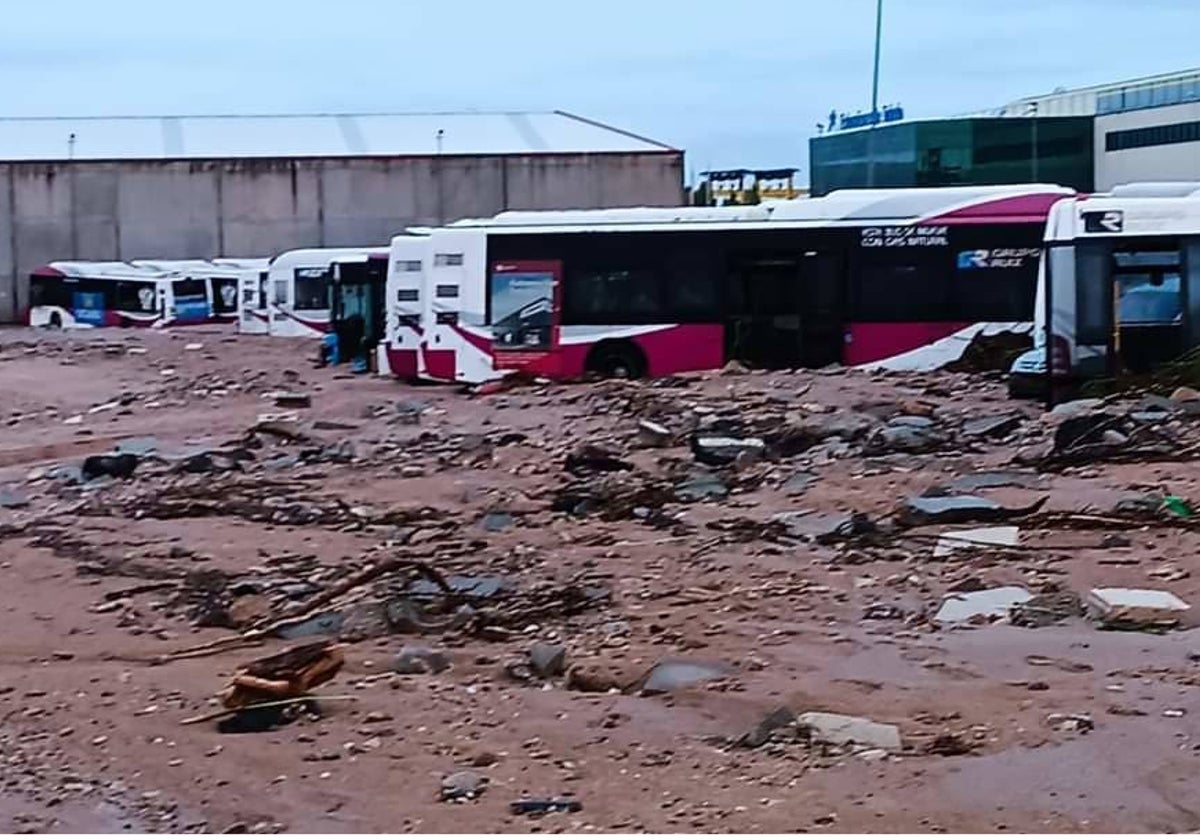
[
  {"left": 0, "top": 111, "right": 683, "bottom": 322},
  {"left": 810, "top": 67, "right": 1200, "bottom": 197}
]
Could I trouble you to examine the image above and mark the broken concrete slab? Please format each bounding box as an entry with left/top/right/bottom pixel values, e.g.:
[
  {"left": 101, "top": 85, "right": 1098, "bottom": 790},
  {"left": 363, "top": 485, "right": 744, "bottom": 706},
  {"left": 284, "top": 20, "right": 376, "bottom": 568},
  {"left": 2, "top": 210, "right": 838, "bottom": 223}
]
[
  {"left": 781, "top": 471, "right": 818, "bottom": 496},
  {"left": 638, "top": 659, "right": 731, "bottom": 695},
  {"left": 674, "top": 470, "right": 729, "bottom": 503},
  {"left": 961, "top": 414, "right": 1022, "bottom": 439},
  {"left": 690, "top": 435, "right": 767, "bottom": 467},
  {"left": 0, "top": 487, "right": 30, "bottom": 509},
  {"left": 1050, "top": 398, "right": 1104, "bottom": 417},
  {"left": 480, "top": 512, "right": 514, "bottom": 533},
  {"left": 900, "top": 495, "right": 1045, "bottom": 526},
  {"left": 933, "top": 472, "right": 1043, "bottom": 494},
  {"left": 934, "top": 586, "right": 1033, "bottom": 625},
  {"left": 933, "top": 526, "right": 1020, "bottom": 557},
  {"left": 1087, "top": 588, "right": 1191, "bottom": 629},
  {"left": 797, "top": 712, "right": 902, "bottom": 752},
  {"left": 772, "top": 510, "right": 877, "bottom": 545}
]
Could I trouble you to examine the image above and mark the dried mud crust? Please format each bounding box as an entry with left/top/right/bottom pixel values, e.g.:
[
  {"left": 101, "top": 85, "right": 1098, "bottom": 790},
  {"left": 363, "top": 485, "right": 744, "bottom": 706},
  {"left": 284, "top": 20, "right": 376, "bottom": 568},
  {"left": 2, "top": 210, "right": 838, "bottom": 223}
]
[{"left": 1, "top": 326, "right": 1199, "bottom": 833}]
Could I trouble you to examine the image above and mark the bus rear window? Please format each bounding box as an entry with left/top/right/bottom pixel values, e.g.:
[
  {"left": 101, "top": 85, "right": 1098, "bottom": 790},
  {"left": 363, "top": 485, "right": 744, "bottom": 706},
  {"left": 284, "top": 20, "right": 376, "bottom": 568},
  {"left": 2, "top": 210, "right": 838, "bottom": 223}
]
[{"left": 294, "top": 268, "right": 329, "bottom": 310}]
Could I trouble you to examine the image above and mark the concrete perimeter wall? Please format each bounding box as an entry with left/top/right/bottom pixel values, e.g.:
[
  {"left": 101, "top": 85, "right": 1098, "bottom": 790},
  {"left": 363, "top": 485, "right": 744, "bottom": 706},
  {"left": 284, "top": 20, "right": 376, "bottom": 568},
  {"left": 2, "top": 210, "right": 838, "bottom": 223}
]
[{"left": 0, "top": 151, "right": 684, "bottom": 321}]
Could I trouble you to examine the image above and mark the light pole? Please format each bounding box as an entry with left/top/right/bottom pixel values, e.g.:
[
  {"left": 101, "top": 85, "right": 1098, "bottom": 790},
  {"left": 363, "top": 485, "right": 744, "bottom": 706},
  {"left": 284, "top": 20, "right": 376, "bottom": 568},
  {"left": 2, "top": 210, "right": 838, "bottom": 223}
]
[{"left": 867, "top": 0, "right": 884, "bottom": 187}]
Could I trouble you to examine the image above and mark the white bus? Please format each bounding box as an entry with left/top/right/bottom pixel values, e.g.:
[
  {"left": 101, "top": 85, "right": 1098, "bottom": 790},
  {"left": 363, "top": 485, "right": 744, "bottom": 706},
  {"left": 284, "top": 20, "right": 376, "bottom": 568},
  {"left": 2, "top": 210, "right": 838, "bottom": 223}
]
[
  {"left": 258, "top": 247, "right": 386, "bottom": 338},
  {"left": 1008, "top": 183, "right": 1200, "bottom": 397},
  {"left": 382, "top": 186, "right": 1074, "bottom": 384},
  {"left": 28, "top": 261, "right": 223, "bottom": 329},
  {"left": 134, "top": 259, "right": 269, "bottom": 328}
]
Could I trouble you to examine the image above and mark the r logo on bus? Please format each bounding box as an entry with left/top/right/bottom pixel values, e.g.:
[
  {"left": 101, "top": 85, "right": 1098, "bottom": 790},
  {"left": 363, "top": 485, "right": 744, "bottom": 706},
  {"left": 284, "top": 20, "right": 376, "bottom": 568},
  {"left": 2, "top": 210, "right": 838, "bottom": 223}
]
[{"left": 1083, "top": 210, "right": 1124, "bottom": 233}]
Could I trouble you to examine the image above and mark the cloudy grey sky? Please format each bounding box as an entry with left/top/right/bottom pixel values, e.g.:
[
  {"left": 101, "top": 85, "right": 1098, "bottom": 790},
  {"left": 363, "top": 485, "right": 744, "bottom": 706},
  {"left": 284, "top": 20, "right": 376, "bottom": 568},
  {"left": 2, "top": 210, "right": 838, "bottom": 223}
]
[{"left": 2, "top": 0, "right": 1197, "bottom": 178}]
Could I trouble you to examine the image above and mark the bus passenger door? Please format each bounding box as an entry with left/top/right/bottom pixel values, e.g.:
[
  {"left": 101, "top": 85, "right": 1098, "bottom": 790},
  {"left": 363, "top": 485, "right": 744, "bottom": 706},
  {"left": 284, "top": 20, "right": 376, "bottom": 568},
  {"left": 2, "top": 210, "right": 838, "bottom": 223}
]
[
  {"left": 489, "top": 260, "right": 562, "bottom": 378},
  {"left": 797, "top": 251, "right": 846, "bottom": 368},
  {"left": 725, "top": 255, "right": 803, "bottom": 370}
]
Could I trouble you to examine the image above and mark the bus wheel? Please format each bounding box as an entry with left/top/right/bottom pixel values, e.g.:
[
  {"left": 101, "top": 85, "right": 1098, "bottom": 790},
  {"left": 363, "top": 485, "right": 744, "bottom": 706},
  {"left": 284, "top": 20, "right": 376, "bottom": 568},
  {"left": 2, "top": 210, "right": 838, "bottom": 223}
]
[
  {"left": 586, "top": 340, "right": 646, "bottom": 380},
  {"left": 48, "top": 312, "right": 62, "bottom": 329}
]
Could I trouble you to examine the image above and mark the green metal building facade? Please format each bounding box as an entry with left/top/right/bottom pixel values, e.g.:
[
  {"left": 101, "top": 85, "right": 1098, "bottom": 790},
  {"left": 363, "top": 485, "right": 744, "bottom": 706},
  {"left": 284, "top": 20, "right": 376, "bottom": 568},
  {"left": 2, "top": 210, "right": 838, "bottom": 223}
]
[{"left": 809, "top": 117, "right": 1095, "bottom": 196}]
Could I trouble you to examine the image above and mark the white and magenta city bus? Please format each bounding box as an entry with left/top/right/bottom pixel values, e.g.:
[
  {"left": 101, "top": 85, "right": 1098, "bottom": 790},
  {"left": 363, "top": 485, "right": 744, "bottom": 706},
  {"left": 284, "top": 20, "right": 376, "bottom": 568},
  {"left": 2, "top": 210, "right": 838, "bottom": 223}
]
[
  {"left": 134, "top": 259, "right": 269, "bottom": 327},
  {"left": 27, "top": 261, "right": 243, "bottom": 329},
  {"left": 255, "top": 247, "right": 386, "bottom": 337},
  {"left": 385, "top": 185, "right": 1075, "bottom": 383},
  {"left": 1037, "top": 187, "right": 1200, "bottom": 391}
]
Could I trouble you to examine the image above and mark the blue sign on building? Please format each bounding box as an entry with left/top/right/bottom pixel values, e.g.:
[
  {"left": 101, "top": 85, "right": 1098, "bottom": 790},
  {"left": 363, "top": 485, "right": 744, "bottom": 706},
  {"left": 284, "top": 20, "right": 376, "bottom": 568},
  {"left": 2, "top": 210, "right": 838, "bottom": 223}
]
[{"left": 829, "top": 105, "right": 905, "bottom": 132}]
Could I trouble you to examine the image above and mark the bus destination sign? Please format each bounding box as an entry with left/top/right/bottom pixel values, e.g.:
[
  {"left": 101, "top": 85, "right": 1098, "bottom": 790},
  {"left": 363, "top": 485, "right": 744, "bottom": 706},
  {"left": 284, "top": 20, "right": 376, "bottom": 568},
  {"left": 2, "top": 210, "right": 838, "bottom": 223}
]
[{"left": 861, "top": 226, "right": 950, "bottom": 248}]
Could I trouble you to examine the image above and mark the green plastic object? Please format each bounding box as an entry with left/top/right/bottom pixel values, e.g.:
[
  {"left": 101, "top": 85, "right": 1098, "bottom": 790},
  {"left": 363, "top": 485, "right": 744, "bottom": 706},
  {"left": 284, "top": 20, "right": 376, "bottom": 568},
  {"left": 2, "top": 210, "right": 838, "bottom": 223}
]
[{"left": 1162, "top": 496, "right": 1195, "bottom": 518}]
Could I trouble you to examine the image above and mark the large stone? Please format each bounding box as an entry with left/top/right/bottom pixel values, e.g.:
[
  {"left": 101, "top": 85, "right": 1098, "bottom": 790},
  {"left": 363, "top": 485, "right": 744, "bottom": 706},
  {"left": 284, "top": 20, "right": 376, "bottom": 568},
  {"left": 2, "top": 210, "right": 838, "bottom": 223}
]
[
  {"left": 528, "top": 643, "right": 567, "bottom": 678},
  {"left": 638, "top": 659, "right": 731, "bottom": 695},
  {"left": 1087, "top": 588, "right": 1190, "bottom": 629},
  {"left": 934, "top": 586, "right": 1033, "bottom": 625},
  {"left": 797, "top": 712, "right": 902, "bottom": 752},
  {"left": 441, "top": 770, "right": 487, "bottom": 802}
]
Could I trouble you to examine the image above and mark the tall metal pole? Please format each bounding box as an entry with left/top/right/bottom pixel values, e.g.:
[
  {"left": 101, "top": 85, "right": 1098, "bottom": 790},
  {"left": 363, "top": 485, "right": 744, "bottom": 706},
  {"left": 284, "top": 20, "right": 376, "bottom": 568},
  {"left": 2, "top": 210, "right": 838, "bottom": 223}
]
[
  {"left": 867, "top": 0, "right": 883, "bottom": 188},
  {"left": 871, "top": 0, "right": 883, "bottom": 118}
]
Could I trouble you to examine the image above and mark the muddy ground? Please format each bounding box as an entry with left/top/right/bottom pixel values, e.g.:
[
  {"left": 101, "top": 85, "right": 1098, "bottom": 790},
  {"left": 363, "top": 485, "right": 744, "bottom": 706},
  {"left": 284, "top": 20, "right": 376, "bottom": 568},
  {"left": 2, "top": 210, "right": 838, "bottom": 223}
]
[{"left": 1, "top": 326, "right": 1199, "bottom": 833}]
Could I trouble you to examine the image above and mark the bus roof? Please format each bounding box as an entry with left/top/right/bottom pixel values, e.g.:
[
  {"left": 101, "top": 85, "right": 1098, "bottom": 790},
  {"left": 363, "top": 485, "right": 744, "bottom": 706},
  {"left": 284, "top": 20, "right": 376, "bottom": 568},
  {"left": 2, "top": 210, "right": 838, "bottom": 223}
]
[
  {"left": 267, "top": 247, "right": 388, "bottom": 270},
  {"left": 1050, "top": 194, "right": 1200, "bottom": 242},
  {"left": 132, "top": 258, "right": 270, "bottom": 275},
  {"left": 444, "top": 184, "right": 1076, "bottom": 235},
  {"left": 32, "top": 261, "right": 176, "bottom": 280}
]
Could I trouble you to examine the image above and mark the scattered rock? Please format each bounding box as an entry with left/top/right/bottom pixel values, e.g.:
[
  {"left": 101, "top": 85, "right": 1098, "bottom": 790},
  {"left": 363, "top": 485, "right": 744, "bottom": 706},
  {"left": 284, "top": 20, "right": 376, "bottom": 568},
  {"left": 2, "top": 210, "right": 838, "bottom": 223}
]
[
  {"left": 0, "top": 487, "right": 30, "bottom": 509},
  {"left": 798, "top": 712, "right": 902, "bottom": 752},
  {"left": 674, "top": 470, "right": 729, "bottom": 503},
  {"left": 737, "top": 706, "right": 798, "bottom": 748},
  {"left": 81, "top": 453, "right": 139, "bottom": 482},
  {"left": 638, "top": 659, "right": 731, "bottom": 695},
  {"left": 269, "top": 392, "right": 312, "bottom": 409},
  {"left": 510, "top": 799, "right": 583, "bottom": 816},
  {"left": 934, "top": 586, "right": 1033, "bottom": 626},
  {"left": 961, "top": 414, "right": 1022, "bottom": 439},
  {"left": 1046, "top": 713, "right": 1094, "bottom": 734},
  {"left": 636, "top": 420, "right": 673, "bottom": 448},
  {"left": 392, "top": 646, "right": 451, "bottom": 675},
  {"left": 689, "top": 435, "right": 766, "bottom": 467},
  {"left": 566, "top": 662, "right": 628, "bottom": 693},
  {"left": 900, "top": 495, "right": 1045, "bottom": 526},
  {"left": 781, "top": 471, "right": 817, "bottom": 496},
  {"left": 925, "top": 733, "right": 973, "bottom": 756},
  {"left": 441, "top": 770, "right": 487, "bottom": 802},
  {"left": 528, "top": 643, "right": 567, "bottom": 678}
]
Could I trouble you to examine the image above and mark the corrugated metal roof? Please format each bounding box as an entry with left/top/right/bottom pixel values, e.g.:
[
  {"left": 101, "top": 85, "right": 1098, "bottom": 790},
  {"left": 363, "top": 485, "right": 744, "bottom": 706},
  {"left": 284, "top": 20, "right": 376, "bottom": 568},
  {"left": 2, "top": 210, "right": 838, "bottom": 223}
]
[{"left": 0, "top": 111, "right": 678, "bottom": 162}]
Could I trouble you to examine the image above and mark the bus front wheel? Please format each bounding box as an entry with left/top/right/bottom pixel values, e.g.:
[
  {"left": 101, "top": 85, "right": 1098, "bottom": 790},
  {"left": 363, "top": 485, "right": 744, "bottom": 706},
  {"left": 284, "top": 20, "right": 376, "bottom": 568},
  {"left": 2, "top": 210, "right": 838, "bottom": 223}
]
[{"left": 586, "top": 340, "right": 646, "bottom": 380}]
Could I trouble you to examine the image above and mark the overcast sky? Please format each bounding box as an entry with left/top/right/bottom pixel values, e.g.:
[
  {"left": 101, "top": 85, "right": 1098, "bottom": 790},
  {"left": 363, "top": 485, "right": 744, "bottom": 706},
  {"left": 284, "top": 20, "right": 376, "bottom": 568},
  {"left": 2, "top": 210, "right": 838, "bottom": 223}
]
[{"left": 2, "top": 0, "right": 1197, "bottom": 179}]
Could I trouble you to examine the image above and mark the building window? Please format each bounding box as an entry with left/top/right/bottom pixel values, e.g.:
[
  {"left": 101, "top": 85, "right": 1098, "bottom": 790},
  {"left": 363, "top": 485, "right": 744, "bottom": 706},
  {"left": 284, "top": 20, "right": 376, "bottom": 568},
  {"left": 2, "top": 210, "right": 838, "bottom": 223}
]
[
  {"left": 1106, "top": 120, "right": 1200, "bottom": 152},
  {"left": 434, "top": 253, "right": 464, "bottom": 267}
]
